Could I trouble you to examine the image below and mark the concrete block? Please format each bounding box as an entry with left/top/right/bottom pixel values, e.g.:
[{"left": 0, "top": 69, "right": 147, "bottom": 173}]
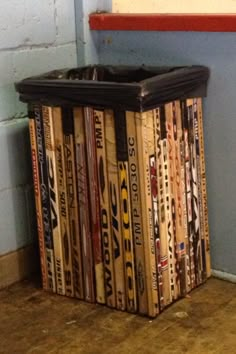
[
  {"left": 0, "top": 53, "right": 18, "bottom": 120},
  {"left": 0, "top": 118, "right": 32, "bottom": 191},
  {"left": 0, "top": 186, "right": 30, "bottom": 255},
  {"left": 13, "top": 43, "right": 77, "bottom": 82},
  {"left": 14, "top": 97, "right": 27, "bottom": 120},
  {"left": 0, "top": 52, "right": 14, "bottom": 85},
  {"left": 0, "top": 43, "right": 77, "bottom": 121},
  {"left": 0, "top": 0, "right": 55, "bottom": 50},
  {"left": 0, "top": 85, "right": 17, "bottom": 122}
]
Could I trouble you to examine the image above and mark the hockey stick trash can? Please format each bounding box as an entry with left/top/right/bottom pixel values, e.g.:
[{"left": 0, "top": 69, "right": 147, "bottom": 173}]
[{"left": 15, "top": 65, "right": 210, "bottom": 318}]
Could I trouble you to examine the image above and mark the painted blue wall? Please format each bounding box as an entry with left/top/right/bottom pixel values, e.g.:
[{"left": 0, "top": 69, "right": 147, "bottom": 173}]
[
  {"left": 75, "top": 0, "right": 112, "bottom": 65},
  {"left": 94, "top": 30, "right": 236, "bottom": 275}
]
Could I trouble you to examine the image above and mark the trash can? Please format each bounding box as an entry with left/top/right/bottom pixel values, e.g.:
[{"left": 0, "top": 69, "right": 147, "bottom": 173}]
[{"left": 15, "top": 65, "right": 210, "bottom": 318}]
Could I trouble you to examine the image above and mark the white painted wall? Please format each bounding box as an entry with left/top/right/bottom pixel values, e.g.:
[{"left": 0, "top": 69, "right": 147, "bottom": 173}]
[
  {"left": 113, "top": 0, "right": 236, "bottom": 13},
  {"left": 0, "top": 0, "right": 77, "bottom": 256}
]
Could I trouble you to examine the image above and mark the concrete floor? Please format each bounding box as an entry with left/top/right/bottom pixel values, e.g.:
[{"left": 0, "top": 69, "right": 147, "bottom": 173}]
[{"left": 0, "top": 278, "right": 236, "bottom": 354}]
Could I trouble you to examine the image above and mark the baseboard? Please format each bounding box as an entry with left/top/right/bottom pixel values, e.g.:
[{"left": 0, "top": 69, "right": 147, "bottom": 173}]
[
  {"left": 0, "top": 244, "right": 39, "bottom": 289},
  {"left": 2, "top": 249, "right": 235, "bottom": 289},
  {"left": 211, "top": 269, "right": 236, "bottom": 284}
]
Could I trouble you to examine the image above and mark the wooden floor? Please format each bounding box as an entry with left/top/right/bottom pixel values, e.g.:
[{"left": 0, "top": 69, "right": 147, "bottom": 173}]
[{"left": 0, "top": 277, "right": 236, "bottom": 354}]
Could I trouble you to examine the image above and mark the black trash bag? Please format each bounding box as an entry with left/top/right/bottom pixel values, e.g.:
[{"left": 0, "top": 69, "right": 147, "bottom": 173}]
[{"left": 15, "top": 65, "right": 209, "bottom": 112}]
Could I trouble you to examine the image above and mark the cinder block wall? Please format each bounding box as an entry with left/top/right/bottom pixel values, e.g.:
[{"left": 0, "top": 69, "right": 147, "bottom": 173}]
[{"left": 0, "top": 1, "right": 77, "bottom": 261}]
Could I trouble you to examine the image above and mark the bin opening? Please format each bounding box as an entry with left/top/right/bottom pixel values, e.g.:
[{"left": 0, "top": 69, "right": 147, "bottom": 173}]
[
  {"left": 15, "top": 65, "right": 209, "bottom": 111},
  {"left": 67, "top": 66, "right": 184, "bottom": 83}
]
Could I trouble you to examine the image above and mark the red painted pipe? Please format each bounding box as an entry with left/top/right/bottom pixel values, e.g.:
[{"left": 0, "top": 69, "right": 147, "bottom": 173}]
[{"left": 89, "top": 13, "right": 236, "bottom": 32}]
